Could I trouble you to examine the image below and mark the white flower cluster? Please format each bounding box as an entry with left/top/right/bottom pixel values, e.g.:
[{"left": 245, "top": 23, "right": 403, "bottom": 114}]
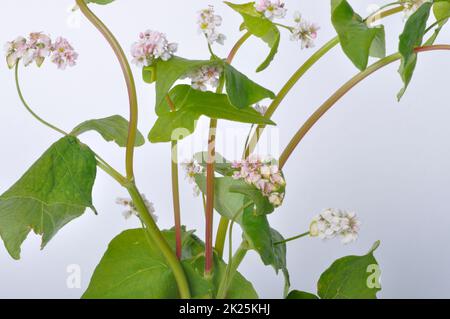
[
  {"left": 116, "top": 194, "right": 158, "bottom": 221},
  {"left": 402, "top": 0, "right": 432, "bottom": 18},
  {"left": 183, "top": 64, "right": 223, "bottom": 91},
  {"left": 310, "top": 208, "right": 361, "bottom": 244},
  {"left": 290, "top": 12, "right": 320, "bottom": 49},
  {"left": 181, "top": 159, "right": 204, "bottom": 196},
  {"left": 5, "top": 32, "right": 78, "bottom": 69},
  {"left": 255, "top": 0, "right": 287, "bottom": 20},
  {"left": 232, "top": 156, "right": 286, "bottom": 207},
  {"left": 197, "top": 6, "right": 226, "bottom": 45},
  {"left": 130, "top": 30, "right": 178, "bottom": 67}
]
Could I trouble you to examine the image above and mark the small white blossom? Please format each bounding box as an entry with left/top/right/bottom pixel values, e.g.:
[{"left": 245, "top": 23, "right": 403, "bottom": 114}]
[
  {"left": 197, "top": 5, "right": 226, "bottom": 45},
  {"left": 290, "top": 12, "right": 320, "bottom": 49},
  {"left": 402, "top": 0, "right": 432, "bottom": 19},
  {"left": 116, "top": 194, "right": 158, "bottom": 222},
  {"left": 184, "top": 64, "right": 223, "bottom": 91},
  {"left": 232, "top": 156, "right": 286, "bottom": 207},
  {"left": 253, "top": 103, "right": 268, "bottom": 115},
  {"left": 181, "top": 159, "right": 204, "bottom": 196},
  {"left": 130, "top": 30, "right": 177, "bottom": 67},
  {"left": 255, "top": 0, "right": 287, "bottom": 20},
  {"left": 310, "top": 208, "right": 361, "bottom": 244}
]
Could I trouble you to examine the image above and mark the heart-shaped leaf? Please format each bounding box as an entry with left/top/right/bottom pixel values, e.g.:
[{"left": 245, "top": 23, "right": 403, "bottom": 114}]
[
  {"left": 331, "top": 0, "right": 386, "bottom": 71},
  {"left": 0, "top": 136, "right": 97, "bottom": 259},
  {"left": 317, "top": 241, "right": 382, "bottom": 299}
]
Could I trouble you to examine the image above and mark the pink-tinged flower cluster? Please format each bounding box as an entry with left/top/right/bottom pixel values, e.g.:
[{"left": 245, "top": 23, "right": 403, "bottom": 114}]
[
  {"left": 231, "top": 156, "right": 286, "bottom": 207},
  {"left": 290, "top": 12, "right": 320, "bottom": 49},
  {"left": 130, "top": 30, "right": 178, "bottom": 67},
  {"left": 255, "top": 0, "right": 287, "bottom": 20},
  {"left": 197, "top": 6, "right": 226, "bottom": 45},
  {"left": 181, "top": 159, "right": 204, "bottom": 196},
  {"left": 4, "top": 33, "right": 78, "bottom": 69},
  {"left": 183, "top": 64, "right": 223, "bottom": 91},
  {"left": 51, "top": 37, "right": 78, "bottom": 70},
  {"left": 309, "top": 208, "right": 361, "bottom": 244},
  {"left": 116, "top": 194, "right": 158, "bottom": 221}
]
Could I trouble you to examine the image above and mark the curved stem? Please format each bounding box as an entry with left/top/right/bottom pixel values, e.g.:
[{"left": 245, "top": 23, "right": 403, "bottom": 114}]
[
  {"left": 14, "top": 64, "right": 68, "bottom": 136},
  {"left": 76, "top": 0, "right": 137, "bottom": 181},
  {"left": 274, "top": 231, "right": 310, "bottom": 245},
  {"left": 77, "top": 0, "right": 190, "bottom": 298},
  {"left": 227, "top": 32, "right": 251, "bottom": 64},
  {"left": 279, "top": 45, "right": 450, "bottom": 169},
  {"left": 244, "top": 5, "right": 404, "bottom": 158}
]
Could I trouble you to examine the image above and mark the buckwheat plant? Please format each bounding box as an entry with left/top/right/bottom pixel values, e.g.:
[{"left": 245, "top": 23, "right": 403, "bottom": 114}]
[{"left": 2, "top": 0, "right": 449, "bottom": 299}]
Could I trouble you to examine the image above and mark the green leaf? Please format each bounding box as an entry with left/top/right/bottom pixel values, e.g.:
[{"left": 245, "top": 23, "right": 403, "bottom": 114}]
[
  {"left": 397, "top": 2, "right": 432, "bottom": 100},
  {"left": 287, "top": 290, "right": 319, "bottom": 299},
  {"left": 149, "top": 85, "right": 275, "bottom": 143},
  {"left": 369, "top": 25, "right": 386, "bottom": 59},
  {"left": 270, "top": 228, "right": 290, "bottom": 297},
  {"left": 331, "top": 0, "right": 386, "bottom": 70},
  {"left": 426, "top": 1, "right": 450, "bottom": 45},
  {"left": 71, "top": 115, "right": 145, "bottom": 147},
  {"left": 193, "top": 151, "right": 234, "bottom": 176},
  {"left": 434, "top": 0, "right": 450, "bottom": 23},
  {"left": 151, "top": 56, "right": 217, "bottom": 115},
  {"left": 225, "top": 2, "right": 280, "bottom": 72},
  {"left": 83, "top": 228, "right": 258, "bottom": 299},
  {"left": 0, "top": 136, "right": 97, "bottom": 260},
  {"left": 229, "top": 178, "right": 274, "bottom": 215},
  {"left": 224, "top": 63, "right": 275, "bottom": 109},
  {"left": 317, "top": 241, "right": 382, "bottom": 299},
  {"left": 195, "top": 176, "right": 245, "bottom": 221}
]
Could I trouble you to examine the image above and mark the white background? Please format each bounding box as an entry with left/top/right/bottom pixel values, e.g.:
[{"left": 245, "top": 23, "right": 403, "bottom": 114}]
[{"left": 1, "top": 0, "right": 450, "bottom": 299}]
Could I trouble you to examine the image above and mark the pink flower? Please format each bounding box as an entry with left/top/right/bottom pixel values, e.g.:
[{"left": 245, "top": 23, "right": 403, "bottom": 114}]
[
  {"left": 50, "top": 37, "right": 78, "bottom": 69},
  {"left": 255, "top": 0, "right": 287, "bottom": 20},
  {"left": 130, "top": 30, "right": 177, "bottom": 67}
]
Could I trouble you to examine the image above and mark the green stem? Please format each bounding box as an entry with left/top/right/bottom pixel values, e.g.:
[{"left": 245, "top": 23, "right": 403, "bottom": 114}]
[
  {"left": 126, "top": 183, "right": 191, "bottom": 298},
  {"left": 93, "top": 151, "right": 128, "bottom": 186},
  {"left": 215, "top": 217, "right": 229, "bottom": 258},
  {"left": 77, "top": 0, "right": 190, "bottom": 298},
  {"left": 279, "top": 44, "right": 450, "bottom": 169},
  {"left": 216, "top": 241, "right": 249, "bottom": 299},
  {"left": 14, "top": 63, "right": 68, "bottom": 136},
  {"left": 227, "top": 32, "right": 251, "bottom": 63},
  {"left": 171, "top": 140, "right": 182, "bottom": 259},
  {"left": 275, "top": 231, "right": 310, "bottom": 245},
  {"left": 76, "top": 0, "right": 137, "bottom": 181}
]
